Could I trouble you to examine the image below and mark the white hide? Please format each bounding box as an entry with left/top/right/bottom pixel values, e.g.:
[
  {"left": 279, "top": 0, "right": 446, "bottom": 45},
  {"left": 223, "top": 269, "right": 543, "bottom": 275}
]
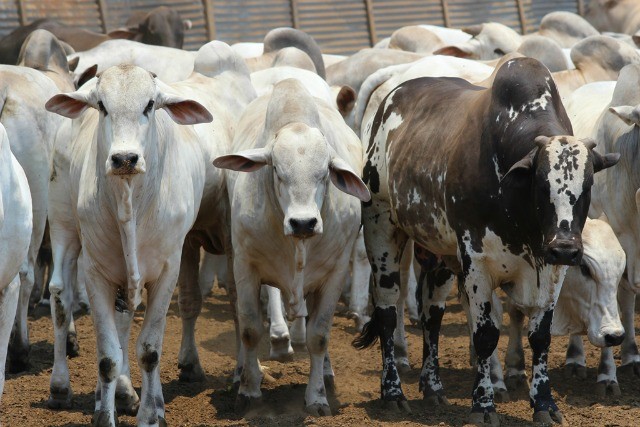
[{"left": 0, "top": 123, "right": 32, "bottom": 403}]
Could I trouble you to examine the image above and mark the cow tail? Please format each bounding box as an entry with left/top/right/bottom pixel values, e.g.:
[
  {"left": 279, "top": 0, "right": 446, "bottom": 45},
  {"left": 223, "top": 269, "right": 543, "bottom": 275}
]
[{"left": 351, "top": 308, "right": 380, "bottom": 349}]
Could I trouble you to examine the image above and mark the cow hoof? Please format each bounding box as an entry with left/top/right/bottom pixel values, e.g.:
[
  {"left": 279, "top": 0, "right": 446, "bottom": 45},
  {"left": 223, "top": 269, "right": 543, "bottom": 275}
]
[
  {"left": 305, "top": 403, "right": 331, "bottom": 416},
  {"left": 91, "top": 410, "right": 118, "bottom": 427},
  {"left": 158, "top": 416, "right": 167, "bottom": 427},
  {"left": 423, "top": 393, "right": 450, "bottom": 407},
  {"left": 618, "top": 361, "right": 640, "bottom": 377},
  {"left": 469, "top": 411, "right": 500, "bottom": 426},
  {"left": 67, "top": 332, "right": 80, "bottom": 358},
  {"left": 324, "top": 375, "right": 336, "bottom": 394},
  {"left": 595, "top": 380, "right": 621, "bottom": 399},
  {"left": 505, "top": 373, "right": 527, "bottom": 391},
  {"left": 533, "top": 409, "right": 565, "bottom": 425},
  {"left": 563, "top": 363, "right": 587, "bottom": 380},
  {"left": 235, "top": 394, "right": 261, "bottom": 415},
  {"left": 269, "top": 337, "right": 294, "bottom": 362},
  {"left": 48, "top": 386, "right": 73, "bottom": 409},
  {"left": 494, "top": 388, "right": 511, "bottom": 403},
  {"left": 395, "top": 357, "right": 411, "bottom": 374},
  {"left": 115, "top": 391, "right": 140, "bottom": 416},
  {"left": 177, "top": 362, "right": 205, "bottom": 383},
  {"left": 382, "top": 398, "right": 412, "bottom": 413}
]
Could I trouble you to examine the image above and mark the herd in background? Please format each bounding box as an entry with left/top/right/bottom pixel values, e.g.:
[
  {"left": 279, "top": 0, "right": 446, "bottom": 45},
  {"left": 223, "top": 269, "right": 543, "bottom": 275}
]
[{"left": 0, "top": 1, "right": 639, "bottom": 426}]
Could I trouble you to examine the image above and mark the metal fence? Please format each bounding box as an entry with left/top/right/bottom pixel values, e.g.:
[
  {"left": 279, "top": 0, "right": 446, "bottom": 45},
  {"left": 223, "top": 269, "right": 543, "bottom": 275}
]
[{"left": 0, "top": 0, "right": 586, "bottom": 54}]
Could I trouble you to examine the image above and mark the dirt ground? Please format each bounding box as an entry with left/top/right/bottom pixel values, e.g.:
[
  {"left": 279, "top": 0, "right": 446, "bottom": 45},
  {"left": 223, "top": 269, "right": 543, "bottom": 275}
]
[{"left": 3, "top": 285, "right": 640, "bottom": 427}]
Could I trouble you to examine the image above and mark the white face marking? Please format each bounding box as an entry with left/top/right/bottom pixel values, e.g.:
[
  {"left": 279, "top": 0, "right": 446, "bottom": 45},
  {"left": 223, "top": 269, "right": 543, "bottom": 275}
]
[
  {"left": 528, "top": 90, "right": 551, "bottom": 111},
  {"left": 546, "top": 138, "right": 589, "bottom": 227},
  {"left": 507, "top": 105, "right": 518, "bottom": 121}
]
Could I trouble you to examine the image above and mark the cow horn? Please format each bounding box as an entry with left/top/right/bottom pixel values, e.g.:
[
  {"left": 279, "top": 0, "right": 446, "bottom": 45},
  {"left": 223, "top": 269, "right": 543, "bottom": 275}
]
[
  {"left": 581, "top": 138, "right": 597, "bottom": 150},
  {"left": 534, "top": 135, "right": 550, "bottom": 148}
]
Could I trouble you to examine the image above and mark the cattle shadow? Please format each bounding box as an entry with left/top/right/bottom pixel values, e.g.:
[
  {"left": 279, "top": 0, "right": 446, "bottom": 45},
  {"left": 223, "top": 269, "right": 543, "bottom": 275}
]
[{"left": 6, "top": 339, "right": 54, "bottom": 378}]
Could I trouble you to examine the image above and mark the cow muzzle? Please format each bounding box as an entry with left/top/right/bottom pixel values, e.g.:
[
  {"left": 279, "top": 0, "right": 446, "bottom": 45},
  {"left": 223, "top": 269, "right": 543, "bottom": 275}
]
[
  {"left": 544, "top": 239, "right": 582, "bottom": 266},
  {"left": 108, "top": 151, "right": 145, "bottom": 176},
  {"left": 285, "top": 217, "right": 321, "bottom": 238}
]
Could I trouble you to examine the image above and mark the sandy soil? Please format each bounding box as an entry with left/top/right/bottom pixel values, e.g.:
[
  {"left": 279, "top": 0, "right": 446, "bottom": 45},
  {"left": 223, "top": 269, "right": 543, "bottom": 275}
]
[{"left": 3, "top": 285, "right": 640, "bottom": 426}]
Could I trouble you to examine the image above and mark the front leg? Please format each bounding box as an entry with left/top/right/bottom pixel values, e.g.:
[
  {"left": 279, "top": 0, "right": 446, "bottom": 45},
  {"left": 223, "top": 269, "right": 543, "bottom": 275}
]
[
  {"left": 618, "top": 280, "right": 640, "bottom": 375},
  {"left": 354, "top": 200, "right": 409, "bottom": 410},
  {"left": 528, "top": 306, "right": 563, "bottom": 424}
]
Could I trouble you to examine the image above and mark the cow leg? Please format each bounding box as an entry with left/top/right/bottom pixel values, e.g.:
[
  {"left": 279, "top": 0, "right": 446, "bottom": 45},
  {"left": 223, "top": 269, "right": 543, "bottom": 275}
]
[
  {"left": 235, "top": 261, "right": 263, "bottom": 414},
  {"left": 348, "top": 228, "right": 371, "bottom": 332},
  {"left": 115, "top": 309, "right": 139, "bottom": 416},
  {"left": 564, "top": 335, "right": 587, "bottom": 379},
  {"left": 618, "top": 280, "right": 640, "bottom": 375},
  {"left": 595, "top": 346, "right": 620, "bottom": 398},
  {"left": 505, "top": 301, "right": 528, "bottom": 389},
  {"left": 406, "top": 258, "right": 420, "bottom": 325},
  {"left": 528, "top": 306, "right": 563, "bottom": 425},
  {"left": 72, "top": 254, "right": 90, "bottom": 314},
  {"left": 86, "top": 269, "right": 120, "bottom": 427},
  {"left": 177, "top": 238, "right": 205, "bottom": 382},
  {"left": 0, "top": 276, "right": 19, "bottom": 402},
  {"left": 7, "top": 257, "right": 35, "bottom": 373},
  {"left": 136, "top": 259, "right": 180, "bottom": 427},
  {"left": 463, "top": 260, "right": 499, "bottom": 426},
  {"left": 48, "top": 232, "right": 81, "bottom": 409},
  {"left": 290, "top": 316, "right": 307, "bottom": 347},
  {"left": 394, "top": 242, "right": 413, "bottom": 374},
  {"left": 265, "top": 285, "right": 293, "bottom": 361},
  {"left": 418, "top": 258, "right": 454, "bottom": 406},
  {"left": 355, "top": 204, "right": 409, "bottom": 410}
]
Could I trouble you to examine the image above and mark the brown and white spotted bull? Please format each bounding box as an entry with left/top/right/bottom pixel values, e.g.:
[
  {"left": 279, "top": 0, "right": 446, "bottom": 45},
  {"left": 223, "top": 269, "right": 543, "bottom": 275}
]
[{"left": 353, "top": 57, "right": 619, "bottom": 426}]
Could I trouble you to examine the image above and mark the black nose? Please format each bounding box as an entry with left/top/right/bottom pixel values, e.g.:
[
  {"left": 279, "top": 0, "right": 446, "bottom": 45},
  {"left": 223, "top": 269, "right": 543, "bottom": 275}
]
[
  {"left": 604, "top": 333, "right": 625, "bottom": 347},
  {"left": 545, "top": 239, "right": 582, "bottom": 266},
  {"left": 289, "top": 218, "right": 317, "bottom": 237},
  {"left": 111, "top": 153, "right": 139, "bottom": 171}
]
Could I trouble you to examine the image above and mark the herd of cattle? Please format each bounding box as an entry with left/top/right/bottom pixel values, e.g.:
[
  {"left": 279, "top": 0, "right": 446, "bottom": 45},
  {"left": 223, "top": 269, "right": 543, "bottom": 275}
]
[{"left": 1, "top": 1, "right": 640, "bottom": 426}]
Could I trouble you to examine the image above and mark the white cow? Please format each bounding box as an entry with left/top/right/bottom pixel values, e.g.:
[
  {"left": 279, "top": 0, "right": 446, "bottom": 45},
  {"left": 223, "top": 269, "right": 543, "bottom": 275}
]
[
  {"left": 0, "top": 122, "right": 33, "bottom": 403},
  {"left": 214, "top": 78, "right": 370, "bottom": 416},
  {"left": 45, "top": 48, "right": 223, "bottom": 426},
  {"left": 0, "top": 30, "right": 71, "bottom": 373}
]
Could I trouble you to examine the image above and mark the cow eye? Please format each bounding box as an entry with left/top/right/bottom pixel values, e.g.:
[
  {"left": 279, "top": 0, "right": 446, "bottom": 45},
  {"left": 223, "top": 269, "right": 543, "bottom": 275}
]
[
  {"left": 97, "top": 101, "right": 107, "bottom": 116},
  {"left": 494, "top": 48, "right": 506, "bottom": 56},
  {"left": 143, "top": 100, "right": 154, "bottom": 117}
]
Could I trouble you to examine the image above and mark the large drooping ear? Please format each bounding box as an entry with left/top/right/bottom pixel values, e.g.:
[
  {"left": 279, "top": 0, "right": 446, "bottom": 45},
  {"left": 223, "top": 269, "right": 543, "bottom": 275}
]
[
  {"left": 328, "top": 156, "right": 371, "bottom": 202},
  {"left": 213, "top": 147, "right": 272, "bottom": 172},
  {"left": 592, "top": 149, "right": 620, "bottom": 173},
  {"left": 609, "top": 105, "right": 640, "bottom": 126},
  {"left": 76, "top": 64, "right": 98, "bottom": 88},
  {"left": 462, "top": 24, "right": 484, "bottom": 37},
  {"left": 45, "top": 90, "right": 94, "bottom": 118},
  {"left": 67, "top": 56, "right": 80, "bottom": 72},
  {"left": 336, "top": 85, "right": 356, "bottom": 118},
  {"left": 156, "top": 93, "right": 212, "bottom": 125},
  {"left": 107, "top": 28, "right": 138, "bottom": 40},
  {"left": 500, "top": 147, "right": 538, "bottom": 187},
  {"left": 433, "top": 45, "right": 473, "bottom": 58}
]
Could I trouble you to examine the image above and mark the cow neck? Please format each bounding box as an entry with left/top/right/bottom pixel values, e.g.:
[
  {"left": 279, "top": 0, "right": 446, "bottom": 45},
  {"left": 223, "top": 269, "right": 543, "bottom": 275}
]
[{"left": 0, "top": 132, "right": 10, "bottom": 227}]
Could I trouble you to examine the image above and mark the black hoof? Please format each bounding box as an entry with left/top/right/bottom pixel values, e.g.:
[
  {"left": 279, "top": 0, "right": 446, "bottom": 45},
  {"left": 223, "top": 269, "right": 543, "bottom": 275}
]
[
  {"left": 177, "top": 362, "right": 205, "bottom": 383},
  {"left": 505, "top": 373, "right": 527, "bottom": 391},
  {"left": 618, "top": 361, "right": 640, "bottom": 377},
  {"left": 235, "top": 393, "right": 261, "bottom": 416},
  {"left": 563, "top": 363, "right": 587, "bottom": 380},
  {"left": 158, "top": 416, "right": 167, "bottom": 427},
  {"left": 494, "top": 388, "right": 511, "bottom": 403},
  {"left": 67, "top": 332, "right": 80, "bottom": 358},
  {"left": 533, "top": 409, "right": 565, "bottom": 425},
  {"left": 115, "top": 391, "right": 140, "bottom": 416},
  {"left": 595, "top": 380, "right": 621, "bottom": 399},
  {"left": 91, "top": 410, "right": 118, "bottom": 427},
  {"left": 423, "top": 392, "right": 450, "bottom": 407},
  {"left": 48, "top": 386, "right": 73, "bottom": 409},
  {"left": 382, "top": 398, "right": 411, "bottom": 413}
]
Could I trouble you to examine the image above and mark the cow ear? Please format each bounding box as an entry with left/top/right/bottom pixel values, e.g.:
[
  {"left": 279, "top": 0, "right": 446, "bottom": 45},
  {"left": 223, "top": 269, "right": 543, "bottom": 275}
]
[
  {"left": 500, "top": 148, "right": 537, "bottom": 187},
  {"left": 336, "top": 85, "right": 356, "bottom": 118},
  {"left": 592, "top": 149, "right": 620, "bottom": 173},
  {"left": 213, "top": 148, "right": 272, "bottom": 172},
  {"left": 433, "top": 45, "right": 473, "bottom": 58},
  {"left": 76, "top": 64, "right": 98, "bottom": 89},
  {"left": 45, "top": 91, "right": 94, "bottom": 118},
  {"left": 329, "top": 156, "right": 371, "bottom": 202},
  {"left": 157, "top": 94, "right": 213, "bottom": 125},
  {"left": 107, "top": 29, "right": 137, "bottom": 40},
  {"left": 67, "top": 56, "right": 79, "bottom": 72},
  {"left": 609, "top": 105, "right": 640, "bottom": 126}
]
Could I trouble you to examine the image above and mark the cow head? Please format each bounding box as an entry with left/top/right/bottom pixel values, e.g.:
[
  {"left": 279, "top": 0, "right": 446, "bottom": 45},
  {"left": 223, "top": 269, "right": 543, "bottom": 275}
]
[
  {"left": 45, "top": 64, "right": 211, "bottom": 177},
  {"left": 433, "top": 22, "right": 521, "bottom": 60},
  {"left": 213, "top": 122, "right": 370, "bottom": 239},
  {"left": 502, "top": 136, "right": 619, "bottom": 265}
]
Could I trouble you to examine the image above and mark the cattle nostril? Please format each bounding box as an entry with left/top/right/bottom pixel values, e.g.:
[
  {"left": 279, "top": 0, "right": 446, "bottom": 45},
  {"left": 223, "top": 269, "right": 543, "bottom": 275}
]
[
  {"left": 289, "top": 218, "right": 318, "bottom": 236},
  {"left": 604, "top": 333, "right": 625, "bottom": 347},
  {"left": 111, "top": 153, "right": 139, "bottom": 170}
]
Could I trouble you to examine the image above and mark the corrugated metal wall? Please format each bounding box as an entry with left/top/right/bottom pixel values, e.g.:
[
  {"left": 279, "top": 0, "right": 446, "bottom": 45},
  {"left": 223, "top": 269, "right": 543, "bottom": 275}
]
[{"left": 0, "top": 0, "right": 584, "bottom": 54}]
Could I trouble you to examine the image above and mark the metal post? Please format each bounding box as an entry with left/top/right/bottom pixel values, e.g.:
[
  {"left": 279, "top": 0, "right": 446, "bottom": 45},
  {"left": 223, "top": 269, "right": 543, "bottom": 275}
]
[
  {"left": 364, "top": 0, "right": 377, "bottom": 46},
  {"left": 17, "top": 0, "right": 27, "bottom": 26},
  {"left": 203, "top": 0, "right": 217, "bottom": 40},
  {"left": 440, "top": 0, "right": 450, "bottom": 27},
  {"left": 515, "top": 0, "right": 526, "bottom": 34},
  {"left": 97, "top": 0, "right": 108, "bottom": 32},
  {"left": 577, "top": 0, "right": 585, "bottom": 16},
  {"left": 291, "top": 0, "right": 300, "bottom": 29}
]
